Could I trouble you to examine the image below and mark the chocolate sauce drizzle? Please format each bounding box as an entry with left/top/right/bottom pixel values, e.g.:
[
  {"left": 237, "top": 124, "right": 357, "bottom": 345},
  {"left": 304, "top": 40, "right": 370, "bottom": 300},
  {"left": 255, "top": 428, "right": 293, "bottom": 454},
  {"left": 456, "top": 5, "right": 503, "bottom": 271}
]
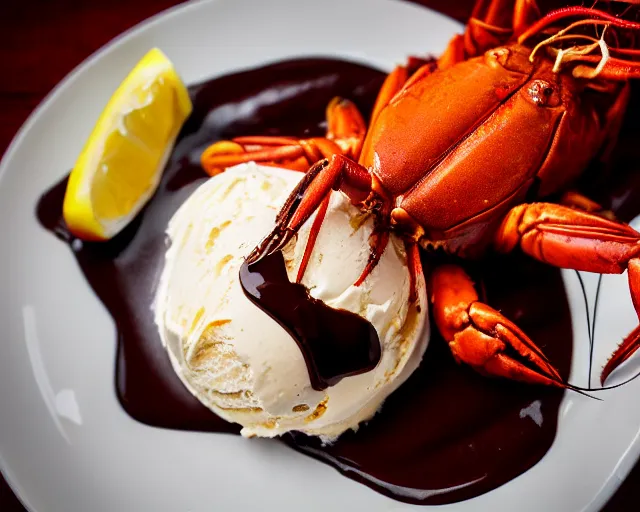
[
  {"left": 240, "top": 251, "right": 380, "bottom": 390},
  {"left": 38, "top": 56, "right": 640, "bottom": 505}
]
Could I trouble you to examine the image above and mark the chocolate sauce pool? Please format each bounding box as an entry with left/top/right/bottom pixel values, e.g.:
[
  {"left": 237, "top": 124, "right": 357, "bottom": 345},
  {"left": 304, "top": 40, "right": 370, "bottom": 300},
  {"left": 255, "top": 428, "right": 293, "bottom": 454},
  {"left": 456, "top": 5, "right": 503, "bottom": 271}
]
[{"left": 36, "top": 57, "right": 580, "bottom": 505}]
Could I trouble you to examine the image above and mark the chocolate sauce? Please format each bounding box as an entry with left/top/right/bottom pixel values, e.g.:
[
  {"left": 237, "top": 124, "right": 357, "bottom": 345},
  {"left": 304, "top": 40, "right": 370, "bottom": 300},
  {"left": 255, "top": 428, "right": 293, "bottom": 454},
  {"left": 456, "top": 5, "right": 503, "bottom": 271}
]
[
  {"left": 37, "top": 57, "right": 583, "bottom": 505},
  {"left": 288, "top": 255, "right": 571, "bottom": 504},
  {"left": 240, "top": 251, "right": 380, "bottom": 390}
]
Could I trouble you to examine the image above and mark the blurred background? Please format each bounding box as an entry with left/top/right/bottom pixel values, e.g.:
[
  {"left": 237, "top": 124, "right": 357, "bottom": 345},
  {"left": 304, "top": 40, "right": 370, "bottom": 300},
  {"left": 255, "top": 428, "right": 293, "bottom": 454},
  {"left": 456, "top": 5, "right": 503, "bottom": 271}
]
[{"left": 0, "top": 0, "right": 637, "bottom": 510}]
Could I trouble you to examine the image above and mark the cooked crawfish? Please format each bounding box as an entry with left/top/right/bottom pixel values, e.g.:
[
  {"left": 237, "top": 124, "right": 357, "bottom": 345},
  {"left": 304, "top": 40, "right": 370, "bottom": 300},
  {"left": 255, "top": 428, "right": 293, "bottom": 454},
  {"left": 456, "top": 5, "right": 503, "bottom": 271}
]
[{"left": 200, "top": 0, "right": 640, "bottom": 388}]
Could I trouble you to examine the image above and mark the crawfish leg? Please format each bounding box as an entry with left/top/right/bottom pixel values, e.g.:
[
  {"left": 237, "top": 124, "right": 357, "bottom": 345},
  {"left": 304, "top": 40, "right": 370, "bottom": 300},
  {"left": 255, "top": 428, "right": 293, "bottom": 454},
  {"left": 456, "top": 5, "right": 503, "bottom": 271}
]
[
  {"left": 495, "top": 203, "right": 640, "bottom": 384},
  {"left": 200, "top": 98, "right": 366, "bottom": 176},
  {"left": 325, "top": 97, "right": 367, "bottom": 160},
  {"left": 430, "top": 264, "right": 563, "bottom": 386},
  {"left": 248, "top": 155, "right": 383, "bottom": 285},
  {"left": 439, "top": 0, "right": 540, "bottom": 68},
  {"left": 405, "top": 241, "right": 424, "bottom": 304}
]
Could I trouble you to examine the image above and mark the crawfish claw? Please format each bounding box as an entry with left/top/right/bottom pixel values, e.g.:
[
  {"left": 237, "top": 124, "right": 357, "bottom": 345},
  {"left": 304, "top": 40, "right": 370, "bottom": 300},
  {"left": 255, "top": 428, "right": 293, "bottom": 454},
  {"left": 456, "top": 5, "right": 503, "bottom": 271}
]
[
  {"left": 601, "top": 325, "right": 640, "bottom": 385},
  {"left": 601, "top": 260, "right": 640, "bottom": 384},
  {"left": 495, "top": 203, "right": 640, "bottom": 386},
  {"left": 431, "top": 264, "right": 564, "bottom": 387},
  {"left": 453, "top": 302, "right": 563, "bottom": 386}
]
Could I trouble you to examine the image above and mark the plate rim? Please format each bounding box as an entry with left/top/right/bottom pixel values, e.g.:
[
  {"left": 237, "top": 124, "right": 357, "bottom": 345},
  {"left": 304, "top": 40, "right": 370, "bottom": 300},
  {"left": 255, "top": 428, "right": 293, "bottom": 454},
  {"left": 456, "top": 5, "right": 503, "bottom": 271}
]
[{"left": 0, "top": 0, "right": 639, "bottom": 510}]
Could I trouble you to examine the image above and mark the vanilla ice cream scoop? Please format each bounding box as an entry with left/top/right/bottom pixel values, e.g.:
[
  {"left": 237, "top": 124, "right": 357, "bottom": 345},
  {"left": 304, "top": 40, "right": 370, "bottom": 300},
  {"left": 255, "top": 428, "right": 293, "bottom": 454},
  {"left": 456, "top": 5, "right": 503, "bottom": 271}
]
[{"left": 154, "top": 162, "right": 429, "bottom": 441}]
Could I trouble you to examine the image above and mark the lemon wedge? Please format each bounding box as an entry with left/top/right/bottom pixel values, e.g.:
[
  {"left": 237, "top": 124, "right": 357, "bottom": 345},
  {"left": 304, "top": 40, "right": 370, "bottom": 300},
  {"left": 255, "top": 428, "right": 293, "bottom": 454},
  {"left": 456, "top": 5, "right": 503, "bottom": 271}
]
[{"left": 63, "top": 48, "right": 192, "bottom": 241}]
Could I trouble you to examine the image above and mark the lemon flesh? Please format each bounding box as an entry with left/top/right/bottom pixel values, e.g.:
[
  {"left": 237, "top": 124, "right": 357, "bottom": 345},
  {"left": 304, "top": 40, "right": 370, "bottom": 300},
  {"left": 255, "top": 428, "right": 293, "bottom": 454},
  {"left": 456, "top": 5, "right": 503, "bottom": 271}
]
[{"left": 63, "top": 48, "right": 192, "bottom": 241}]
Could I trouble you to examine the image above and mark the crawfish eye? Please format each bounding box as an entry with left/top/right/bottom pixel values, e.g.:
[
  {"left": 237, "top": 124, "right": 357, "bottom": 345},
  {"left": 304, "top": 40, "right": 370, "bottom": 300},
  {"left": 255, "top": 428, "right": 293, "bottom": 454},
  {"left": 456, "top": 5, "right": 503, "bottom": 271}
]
[{"left": 526, "top": 79, "right": 561, "bottom": 108}]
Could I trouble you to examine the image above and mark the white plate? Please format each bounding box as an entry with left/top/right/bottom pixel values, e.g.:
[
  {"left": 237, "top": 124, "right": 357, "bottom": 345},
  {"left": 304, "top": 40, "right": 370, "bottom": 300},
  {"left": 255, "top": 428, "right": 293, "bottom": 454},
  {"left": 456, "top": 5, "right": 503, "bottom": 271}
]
[{"left": 1, "top": 0, "right": 640, "bottom": 510}]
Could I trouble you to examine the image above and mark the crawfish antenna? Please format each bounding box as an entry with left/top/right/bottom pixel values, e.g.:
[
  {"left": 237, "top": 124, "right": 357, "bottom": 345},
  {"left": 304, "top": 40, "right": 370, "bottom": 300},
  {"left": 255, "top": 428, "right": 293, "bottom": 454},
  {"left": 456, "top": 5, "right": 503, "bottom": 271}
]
[
  {"left": 518, "top": 7, "right": 640, "bottom": 44},
  {"left": 519, "top": 7, "right": 640, "bottom": 81}
]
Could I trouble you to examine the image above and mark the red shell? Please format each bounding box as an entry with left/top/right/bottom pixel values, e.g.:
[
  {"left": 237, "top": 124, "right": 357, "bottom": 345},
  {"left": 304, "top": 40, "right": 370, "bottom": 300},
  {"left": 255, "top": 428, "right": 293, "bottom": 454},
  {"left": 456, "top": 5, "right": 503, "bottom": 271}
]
[{"left": 359, "top": 44, "right": 609, "bottom": 254}]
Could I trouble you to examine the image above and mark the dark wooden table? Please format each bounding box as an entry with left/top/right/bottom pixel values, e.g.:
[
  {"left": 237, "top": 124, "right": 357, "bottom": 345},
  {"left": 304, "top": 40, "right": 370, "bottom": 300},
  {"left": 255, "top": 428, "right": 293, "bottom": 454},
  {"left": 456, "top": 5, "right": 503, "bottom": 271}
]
[{"left": 0, "top": 0, "right": 637, "bottom": 510}]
